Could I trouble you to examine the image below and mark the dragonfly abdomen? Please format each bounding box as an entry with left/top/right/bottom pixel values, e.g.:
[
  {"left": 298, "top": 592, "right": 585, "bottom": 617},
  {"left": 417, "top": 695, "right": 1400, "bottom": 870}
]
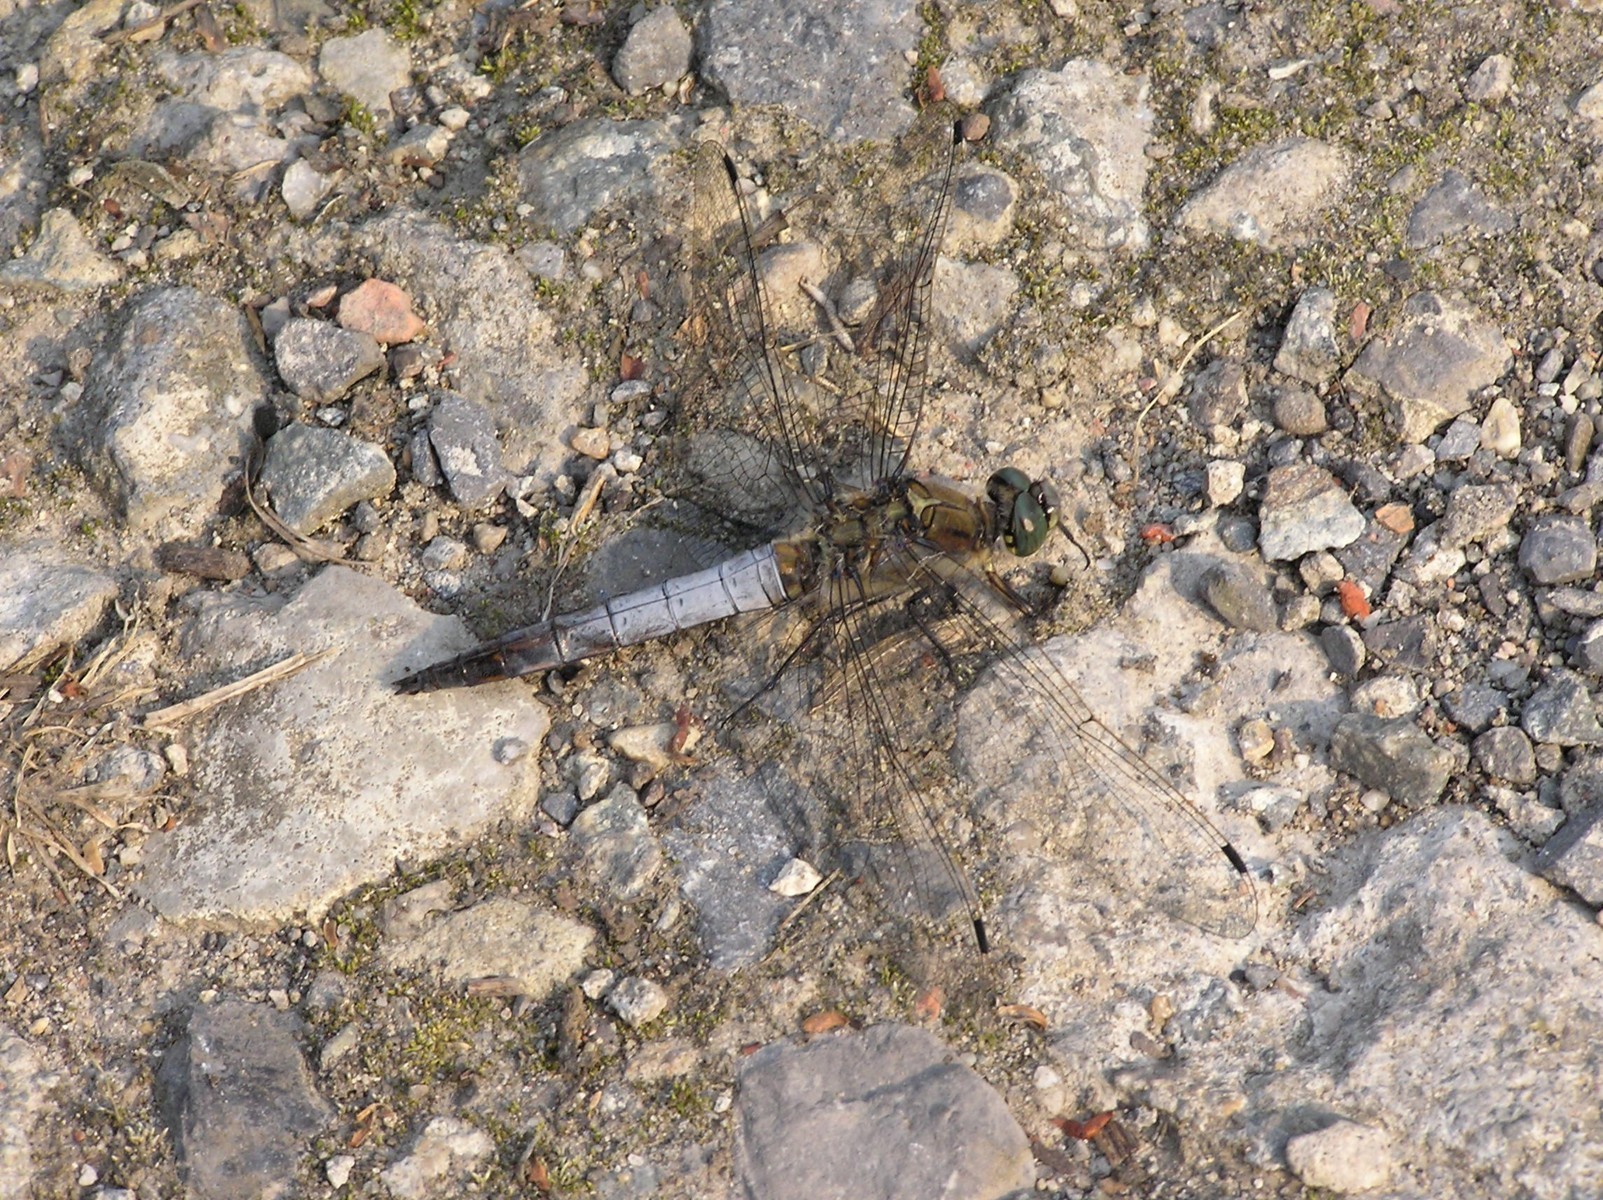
[{"left": 393, "top": 544, "right": 792, "bottom": 693}]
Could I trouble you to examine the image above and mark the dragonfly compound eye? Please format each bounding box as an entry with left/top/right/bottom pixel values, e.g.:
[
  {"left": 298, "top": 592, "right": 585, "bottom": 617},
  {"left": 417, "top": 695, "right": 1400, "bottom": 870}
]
[{"left": 987, "top": 467, "right": 1058, "bottom": 557}]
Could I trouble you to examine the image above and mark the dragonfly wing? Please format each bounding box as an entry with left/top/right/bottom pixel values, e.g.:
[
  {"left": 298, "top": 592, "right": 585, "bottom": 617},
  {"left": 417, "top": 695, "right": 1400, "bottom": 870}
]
[
  {"left": 681, "top": 141, "right": 826, "bottom": 514},
  {"left": 828, "top": 113, "right": 963, "bottom": 485},
  {"left": 677, "top": 114, "right": 963, "bottom": 508},
  {"left": 828, "top": 543, "right": 1259, "bottom": 943},
  {"left": 929, "top": 563, "right": 1260, "bottom": 940}
]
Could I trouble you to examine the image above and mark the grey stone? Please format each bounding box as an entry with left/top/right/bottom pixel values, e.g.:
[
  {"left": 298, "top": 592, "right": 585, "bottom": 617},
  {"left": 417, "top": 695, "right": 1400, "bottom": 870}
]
[
  {"left": 1270, "top": 384, "right": 1329, "bottom": 436},
  {"left": 1274, "top": 286, "right": 1341, "bottom": 385},
  {"left": 1257, "top": 464, "right": 1366, "bottom": 561},
  {"left": 281, "top": 159, "right": 332, "bottom": 220},
  {"left": 1285, "top": 1120, "right": 1395, "bottom": 1194},
  {"left": 383, "top": 122, "right": 450, "bottom": 167},
  {"left": 607, "top": 976, "right": 668, "bottom": 1028},
  {"left": 517, "top": 241, "right": 568, "bottom": 281},
  {"left": 700, "top": 0, "right": 920, "bottom": 142},
  {"left": 947, "top": 166, "right": 1018, "bottom": 251},
  {"left": 662, "top": 765, "right": 798, "bottom": 969},
  {"left": 138, "top": 567, "right": 548, "bottom": 924},
  {"left": 1534, "top": 806, "right": 1603, "bottom": 907},
  {"left": 79, "top": 286, "right": 269, "bottom": 538},
  {"left": 1569, "top": 413, "right": 1599, "bottom": 476},
  {"left": 570, "top": 783, "right": 662, "bottom": 899},
  {"left": 1200, "top": 560, "right": 1278, "bottom": 632},
  {"left": 1435, "top": 416, "right": 1483, "bottom": 462},
  {"left": 419, "top": 536, "right": 468, "bottom": 573},
  {"left": 1335, "top": 522, "right": 1409, "bottom": 593},
  {"left": 1560, "top": 755, "right": 1603, "bottom": 815},
  {"left": 379, "top": 1116, "right": 494, "bottom": 1200},
  {"left": 989, "top": 59, "right": 1155, "bottom": 252},
  {"left": 1444, "top": 683, "right": 1509, "bottom": 733},
  {"left": 541, "top": 787, "right": 579, "bottom": 826},
  {"left": 1574, "top": 621, "right": 1603, "bottom": 675},
  {"left": 1320, "top": 624, "right": 1366, "bottom": 677},
  {"left": 1406, "top": 170, "right": 1514, "bottom": 249},
  {"left": 611, "top": 5, "right": 691, "bottom": 96},
  {"left": 381, "top": 897, "right": 593, "bottom": 997},
  {"left": 318, "top": 29, "right": 410, "bottom": 123},
  {"left": 1464, "top": 54, "right": 1513, "bottom": 104},
  {"left": 427, "top": 391, "right": 510, "bottom": 508},
  {"left": 1546, "top": 587, "right": 1603, "bottom": 619},
  {"left": 1361, "top": 614, "right": 1436, "bottom": 674},
  {"left": 1273, "top": 808, "right": 1603, "bottom": 1198},
  {"left": 1345, "top": 292, "right": 1512, "bottom": 443},
  {"left": 257, "top": 424, "right": 395, "bottom": 535},
  {"left": 1473, "top": 727, "right": 1537, "bottom": 785},
  {"left": 1521, "top": 671, "right": 1603, "bottom": 748},
  {"left": 1188, "top": 358, "right": 1248, "bottom": 427},
  {"left": 273, "top": 317, "right": 385, "bottom": 405},
  {"left": 0, "top": 208, "right": 120, "bottom": 292},
  {"left": 517, "top": 118, "right": 673, "bottom": 236},
  {"left": 735, "top": 1025, "right": 1033, "bottom": 1200},
  {"left": 156, "top": 46, "right": 312, "bottom": 112},
  {"left": 1519, "top": 514, "right": 1597, "bottom": 585},
  {"left": 1178, "top": 137, "right": 1354, "bottom": 249},
  {"left": 1351, "top": 675, "right": 1422, "bottom": 720},
  {"left": 0, "top": 555, "right": 119, "bottom": 672},
  {"left": 159, "top": 1001, "right": 332, "bottom": 1200},
  {"left": 1328, "top": 713, "right": 1455, "bottom": 807},
  {"left": 0, "top": 1025, "right": 58, "bottom": 1200},
  {"left": 932, "top": 257, "right": 1017, "bottom": 359},
  {"left": 1437, "top": 483, "right": 1518, "bottom": 550},
  {"left": 1537, "top": 347, "right": 1568, "bottom": 385}
]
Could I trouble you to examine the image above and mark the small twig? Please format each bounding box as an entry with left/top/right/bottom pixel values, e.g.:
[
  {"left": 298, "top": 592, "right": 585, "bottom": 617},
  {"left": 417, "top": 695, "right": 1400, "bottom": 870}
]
[
  {"left": 1129, "top": 307, "right": 1247, "bottom": 487},
  {"left": 142, "top": 648, "right": 338, "bottom": 728},
  {"left": 767, "top": 868, "right": 841, "bottom": 952},
  {"left": 540, "top": 463, "right": 616, "bottom": 622},
  {"left": 79, "top": 607, "right": 140, "bottom": 689},
  {"left": 243, "top": 448, "right": 356, "bottom": 565},
  {"left": 799, "top": 280, "right": 856, "bottom": 353},
  {"left": 101, "top": 0, "right": 205, "bottom": 42}
]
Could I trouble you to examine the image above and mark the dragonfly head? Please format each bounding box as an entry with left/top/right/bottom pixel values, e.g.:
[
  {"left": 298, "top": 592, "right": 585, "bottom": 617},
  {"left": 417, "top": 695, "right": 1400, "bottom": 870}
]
[{"left": 987, "top": 467, "right": 1060, "bottom": 558}]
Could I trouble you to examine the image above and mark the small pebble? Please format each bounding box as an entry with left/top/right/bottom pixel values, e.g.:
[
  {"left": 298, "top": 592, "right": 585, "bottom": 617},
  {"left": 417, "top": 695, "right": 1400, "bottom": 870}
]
[
  {"left": 769, "top": 857, "right": 823, "bottom": 897},
  {"left": 325, "top": 1154, "right": 356, "bottom": 1188},
  {"left": 581, "top": 968, "right": 615, "bottom": 1000},
  {"left": 572, "top": 427, "right": 611, "bottom": 459},
  {"left": 1206, "top": 459, "right": 1246, "bottom": 506},
  {"left": 608, "top": 976, "right": 668, "bottom": 1027}
]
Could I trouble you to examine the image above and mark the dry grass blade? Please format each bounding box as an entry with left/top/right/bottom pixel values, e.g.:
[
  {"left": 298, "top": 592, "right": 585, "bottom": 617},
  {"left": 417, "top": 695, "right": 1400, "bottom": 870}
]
[
  {"left": 765, "top": 868, "right": 841, "bottom": 957},
  {"left": 1129, "top": 308, "right": 1247, "bottom": 487},
  {"left": 244, "top": 448, "right": 357, "bottom": 565},
  {"left": 4, "top": 745, "right": 123, "bottom": 898},
  {"left": 142, "top": 647, "right": 339, "bottom": 728},
  {"left": 100, "top": 0, "right": 204, "bottom": 42},
  {"left": 540, "top": 461, "right": 619, "bottom": 622}
]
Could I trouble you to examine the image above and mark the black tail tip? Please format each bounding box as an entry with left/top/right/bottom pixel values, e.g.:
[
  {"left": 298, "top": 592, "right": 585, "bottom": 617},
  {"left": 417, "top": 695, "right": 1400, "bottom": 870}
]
[{"left": 973, "top": 918, "right": 990, "bottom": 955}]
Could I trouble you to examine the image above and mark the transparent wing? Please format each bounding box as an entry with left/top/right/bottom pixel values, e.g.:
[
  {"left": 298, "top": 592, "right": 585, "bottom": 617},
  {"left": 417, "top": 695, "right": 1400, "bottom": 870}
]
[
  {"left": 924, "top": 555, "right": 1260, "bottom": 941},
  {"left": 710, "top": 542, "right": 1256, "bottom": 951},
  {"left": 829, "top": 113, "right": 961, "bottom": 485},
  {"left": 681, "top": 140, "right": 825, "bottom": 519},
  {"left": 676, "top": 113, "right": 963, "bottom": 515}
]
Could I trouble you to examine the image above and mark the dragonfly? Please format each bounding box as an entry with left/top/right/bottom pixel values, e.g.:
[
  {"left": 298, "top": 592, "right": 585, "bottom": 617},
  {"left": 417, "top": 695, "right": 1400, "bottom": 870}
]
[{"left": 395, "top": 116, "right": 1257, "bottom": 954}]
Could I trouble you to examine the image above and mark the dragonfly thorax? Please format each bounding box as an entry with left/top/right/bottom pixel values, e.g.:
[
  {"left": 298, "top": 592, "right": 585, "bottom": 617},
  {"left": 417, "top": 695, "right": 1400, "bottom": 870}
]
[{"left": 986, "top": 466, "right": 1060, "bottom": 558}]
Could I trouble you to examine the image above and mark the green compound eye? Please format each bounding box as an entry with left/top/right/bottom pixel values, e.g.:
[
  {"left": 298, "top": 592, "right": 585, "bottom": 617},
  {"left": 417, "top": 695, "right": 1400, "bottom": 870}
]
[{"left": 987, "top": 467, "right": 1060, "bottom": 557}]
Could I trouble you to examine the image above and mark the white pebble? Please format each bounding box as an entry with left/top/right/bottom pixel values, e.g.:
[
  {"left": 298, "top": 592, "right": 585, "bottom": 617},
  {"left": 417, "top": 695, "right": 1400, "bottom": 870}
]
[
  {"left": 768, "top": 857, "right": 822, "bottom": 897},
  {"left": 1285, "top": 1119, "right": 1395, "bottom": 1192}
]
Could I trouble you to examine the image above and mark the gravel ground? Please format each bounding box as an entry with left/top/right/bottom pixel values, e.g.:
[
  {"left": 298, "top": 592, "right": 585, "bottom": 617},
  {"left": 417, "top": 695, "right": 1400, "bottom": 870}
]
[{"left": 3, "top": 1, "right": 1603, "bottom": 1198}]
